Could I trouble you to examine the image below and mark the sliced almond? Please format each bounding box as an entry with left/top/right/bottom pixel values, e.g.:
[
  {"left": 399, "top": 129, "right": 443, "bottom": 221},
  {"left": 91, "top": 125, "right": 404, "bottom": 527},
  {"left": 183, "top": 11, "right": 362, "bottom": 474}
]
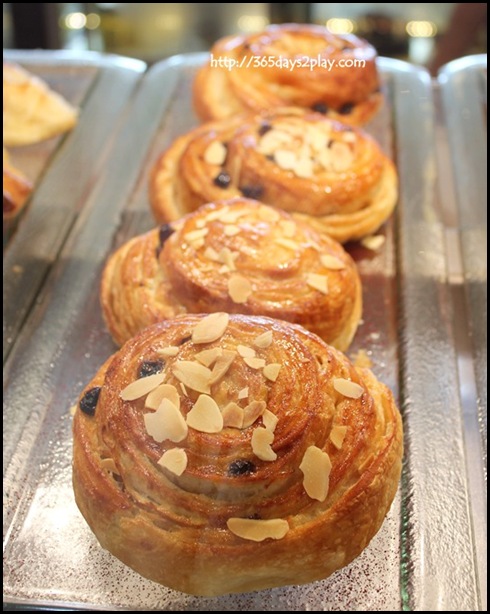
[
  {"left": 237, "top": 344, "right": 255, "bottom": 358},
  {"left": 300, "top": 445, "right": 332, "bottom": 502},
  {"left": 360, "top": 235, "right": 385, "bottom": 251},
  {"left": 194, "top": 347, "right": 222, "bottom": 367},
  {"left": 228, "top": 274, "right": 252, "bottom": 304},
  {"left": 223, "top": 224, "right": 240, "bottom": 236},
  {"left": 257, "top": 129, "right": 293, "bottom": 155},
  {"left": 278, "top": 219, "right": 297, "bottom": 237},
  {"left": 203, "top": 141, "right": 227, "bottom": 165},
  {"left": 253, "top": 330, "right": 273, "bottom": 349},
  {"left": 218, "top": 247, "right": 238, "bottom": 271},
  {"left": 191, "top": 312, "right": 229, "bottom": 344},
  {"left": 209, "top": 349, "right": 237, "bottom": 384},
  {"left": 172, "top": 361, "right": 212, "bottom": 394},
  {"left": 145, "top": 383, "right": 180, "bottom": 410},
  {"left": 227, "top": 517, "right": 289, "bottom": 541},
  {"left": 306, "top": 273, "right": 329, "bottom": 294},
  {"left": 308, "top": 130, "right": 330, "bottom": 152},
  {"left": 244, "top": 356, "right": 266, "bottom": 369},
  {"left": 257, "top": 206, "right": 280, "bottom": 222},
  {"left": 295, "top": 157, "right": 314, "bottom": 179},
  {"left": 251, "top": 427, "right": 277, "bottom": 461},
  {"left": 330, "top": 141, "right": 353, "bottom": 172},
  {"left": 317, "top": 148, "right": 332, "bottom": 170},
  {"left": 263, "top": 363, "right": 281, "bottom": 382},
  {"left": 221, "top": 402, "right": 244, "bottom": 429},
  {"left": 333, "top": 378, "right": 364, "bottom": 399},
  {"left": 342, "top": 131, "right": 356, "bottom": 143},
  {"left": 158, "top": 448, "right": 188, "bottom": 476},
  {"left": 204, "top": 246, "right": 219, "bottom": 261},
  {"left": 242, "top": 400, "right": 266, "bottom": 428},
  {"left": 186, "top": 394, "right": 223, "bottom": 433},
  {"left": 144, "top": 399, "right": 188, "bottom": 443},
  {"left": 185, "top": 228, "right": 208, "bottom": 243},
  {"left": 179, "top": 382, "right": 188, "bottom": 397},
  {"left": 120, "top": 372, "right": 165, "bottom": 401},
  {"left": 330, "top": 425, "right": 348, "bottom": 449},
  {"left": 320, "top": 254, "right": 346, "bottom": 270},
  {"left": 262, "top": 409, "right": 278, "bottom": 433},
  {"left": 100, "top": 458, "right": 118, "bottom": 474},
  {"left": 274, "top": 149, "right": 297, "bottom": 170},
  {"left": 274, "top": 237, "right": 299, "bottom": 251},
  {"left": 238, "top": 386, "right": 249, "bottom": 399},
  {"left": 218, "top": 208, "right": 247, "bottom": 224},
  {"left": 156, "top": 346, "right": 180, "bottom": 357}
]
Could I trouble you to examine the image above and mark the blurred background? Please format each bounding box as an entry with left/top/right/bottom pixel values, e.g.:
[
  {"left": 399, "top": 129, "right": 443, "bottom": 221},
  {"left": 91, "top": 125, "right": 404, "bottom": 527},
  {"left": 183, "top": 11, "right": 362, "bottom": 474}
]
[{"left": 3, "top": 3, "right": 487, "bottom": 74}]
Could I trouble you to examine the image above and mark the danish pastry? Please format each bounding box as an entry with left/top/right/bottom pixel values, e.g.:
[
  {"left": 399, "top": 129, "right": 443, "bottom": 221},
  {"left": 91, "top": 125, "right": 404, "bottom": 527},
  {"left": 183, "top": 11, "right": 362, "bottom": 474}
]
[
  {"left": 101, "top": 199, "right": 362, "bottom": 351},
  {"left": 149, "top": 108, "right": 397, "bottom": 243},
  {"left": 3, "top": 62, "right": 78, "bottom": 146},
  {"left": 3, "top": 147, "right": 33, "bottom": 220},
  {"left": 193, "top": 23, "right": 383, "bottom": 126},
  {"left": 72, "top": 313, "right": 403, "bottom": 596}
]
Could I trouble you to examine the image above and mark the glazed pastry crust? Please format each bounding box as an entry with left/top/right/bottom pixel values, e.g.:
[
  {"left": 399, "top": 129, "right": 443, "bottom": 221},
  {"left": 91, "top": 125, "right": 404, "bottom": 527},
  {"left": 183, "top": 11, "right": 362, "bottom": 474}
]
[
  {"left": 73, "top": 314, "right": 403, "bottom": 596},
  {"left": 3, "top": 62, "right": 78, "bottom": 146},
  {"left": 149, "top": 108, "right": 397, "bottom": 243},
  {"left": 193, "top": 23, "right": 383, "bottom": 126},
  {"left": 101, "top": 199, "right": 362, "bottom": 350}
]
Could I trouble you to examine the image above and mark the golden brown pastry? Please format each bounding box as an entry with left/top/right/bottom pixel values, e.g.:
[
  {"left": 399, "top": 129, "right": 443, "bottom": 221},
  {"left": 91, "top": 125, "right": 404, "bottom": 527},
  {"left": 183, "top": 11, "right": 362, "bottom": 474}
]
[
  {"left": 73, "top": 313, "right": 403, "bottom": 596},
  {"left": 150, "top": 108, "right": 398, "bottom": 243},
  {"left": 3, "top": 147, "right": 33, "bottom": 220},
  {"left": 194, "top": 23, "right": 383, "bottom": 126},
  {"left": 3, "top": 62, "right": 78, "bottom": 146},
  {"left": 101, "top": 199, "right": 362, "bottom": 351}
]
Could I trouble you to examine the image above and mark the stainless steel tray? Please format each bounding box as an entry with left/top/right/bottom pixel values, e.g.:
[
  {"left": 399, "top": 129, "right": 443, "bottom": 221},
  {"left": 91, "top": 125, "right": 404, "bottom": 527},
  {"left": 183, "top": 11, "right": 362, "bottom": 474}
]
[
  {"left": 3, "top": 49, "right": 146, "bottom": 362},
  {"left": 3, "top": 53, "right": 486, "bottom": 611}
]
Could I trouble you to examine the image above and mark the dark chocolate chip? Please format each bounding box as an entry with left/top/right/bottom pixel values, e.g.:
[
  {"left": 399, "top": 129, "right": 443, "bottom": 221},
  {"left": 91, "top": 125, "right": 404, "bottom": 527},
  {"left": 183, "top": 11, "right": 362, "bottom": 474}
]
[
  {"left": 80, "top": 387, "right": 101, "bottom": 416},
  {"left": 240, "top": 185, "right": 264, "bottom": 200},
  {"left": 312, "top": 102, "right": 329, "bottom": 114},
  {"left": 258, "top": 122, "right": 272, "bottom": 136},
  {"left": 138, "top": 360, "right": 165, "bottom": 378},
  {"left": 156, "top": 224, "right": 175, "bottom": 258},
  {"left": 213, "top": 171, "right": 232, "bottom": 188},
  {"left": 338, "top": 102, "right": 355, "bottom": 115},
  {"left": 228, "top": 459, "right": 257, "bottom": 476}
]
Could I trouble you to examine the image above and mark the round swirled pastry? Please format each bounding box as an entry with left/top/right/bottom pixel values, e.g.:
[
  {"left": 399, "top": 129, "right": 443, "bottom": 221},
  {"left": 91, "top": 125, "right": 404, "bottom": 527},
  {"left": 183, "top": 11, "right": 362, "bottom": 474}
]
[
  {"left": 72, "top": 313, "right": 403, "bottom": 596},
  {"left": 101, "top": 199, "right": 362, "bottom": 351},
  {"left": 149, "top": 108, "right": 397, "bottom": 243},
  {"left": 193, "top": 23, "right": 383, "bottom": 126}
]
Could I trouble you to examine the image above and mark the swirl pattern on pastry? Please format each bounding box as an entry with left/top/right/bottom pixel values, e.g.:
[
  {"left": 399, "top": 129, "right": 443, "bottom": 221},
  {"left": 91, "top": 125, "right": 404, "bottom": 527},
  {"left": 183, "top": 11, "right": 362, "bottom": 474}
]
[
  {"left": 193, "top": 23, "right": 383, "bottom": 126},
  {"left": 150, "top": 108, "right": 397, "bottom": 243},
  {"left": 73, "top": 313, "right": 403, "bottom": 596},
  {"left": 101, "top": 199, "right": 362, "bottom": 350}
]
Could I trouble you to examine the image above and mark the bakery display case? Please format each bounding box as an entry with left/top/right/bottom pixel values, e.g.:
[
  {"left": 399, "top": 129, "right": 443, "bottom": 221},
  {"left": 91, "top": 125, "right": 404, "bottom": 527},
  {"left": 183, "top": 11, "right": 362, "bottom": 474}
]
[{"left": 2, "top": 44, "right": 486, "bottom": 611}]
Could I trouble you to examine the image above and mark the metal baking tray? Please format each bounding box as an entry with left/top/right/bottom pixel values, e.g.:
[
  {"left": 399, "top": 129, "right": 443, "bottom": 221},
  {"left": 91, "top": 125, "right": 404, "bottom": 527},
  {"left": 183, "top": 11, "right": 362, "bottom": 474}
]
[
  {"left": 3, "top": 53, "right": 486, "bottom": 611},
  {"left": 3, "top": 49, "right": 146, "bottom": 362}
]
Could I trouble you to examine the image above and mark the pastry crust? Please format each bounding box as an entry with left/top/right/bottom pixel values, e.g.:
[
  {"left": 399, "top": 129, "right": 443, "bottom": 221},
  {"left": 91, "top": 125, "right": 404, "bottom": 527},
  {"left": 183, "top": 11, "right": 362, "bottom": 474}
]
[
  {"left": 73, "top": 313, "right": 403, "bottom": 596},
  {"left": 150, "top": 108, "right": 398, "bottom": 243},
  {"left": 3, "top": 62, "right": 78, "bottom": 146},
  {"left": 3, "top": 147, "right": 32, "bottom": 220},
  {"left": 193, "top": 23, "right": 383, "bottom": 126},
  {"left": 101, "top": 199, "right": 362, "bottom": 351}
]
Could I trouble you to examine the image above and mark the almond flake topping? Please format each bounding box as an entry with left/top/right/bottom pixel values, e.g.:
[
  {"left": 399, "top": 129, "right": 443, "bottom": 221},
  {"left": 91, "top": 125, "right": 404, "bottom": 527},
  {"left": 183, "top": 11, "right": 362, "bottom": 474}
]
[
  {"left": 278, "top": 219, "right": 297, "bottom": 237},
  {"left": 252, "top": 427, "right": 277, "bottom": 461},
  {"left": 186, "top": 394, "right": 223, "bottom": 433},
  {"left": 262, "top": 409, "right": 278, "bottom": 432},
  {"left": 145, "top": 383, "right": 180, "bottom": 410},
  {"left": 330, "top": 141, "right": 354, "bottom": 172},
  {"left": 306, "top": 273, "right": 329, "bottom": 294},
  {"left": 218, "top": 208, "right": 247, "bottom": 224},
  {"left": 223, "top": 224, "right": 240, "bottom": 236},
  {"left": 242, "top": 400, "right": 266, "bottom": 428},
  {"left": 330, "top": 425, "right": 348, "bottom": 449},
  {"left": 192, "top": 312, "right": 229, "bottom": 344},
  {"left": 333, "top": 378, "right": 364, "bottom": 399},
  {"left": 158, "top": 448, "right": 188, "bottom": 476},
  {"left": 244, "top": 356, "right": 266, "bottom": 369},
  {"left": 253, "top": 330, "right": 273, "bottom": 348},
  {"left": 320, "top": 254, "right": 346, "bottom": 270},
  {"left": 195, "top": 347, "right": 222, "bottom": 367},
  {"left": 263, "top": 363, "right": 281, "bottom": 382},
  {"left": 295, "top": 157, "right": 314, "bottom": 179},
  {"left": 156, "top": 346, "right": 180, "bottom": 357},
  {"left": 203, "top": 140, "right": 227, "bottom": 165},
  {"left": 218, "top": 247, "right": 238, "bottom": 271},
  {"left": 237, "top": 344, "right": 255, "bottom": 358},
  {"left": 204, "top": 246, "right": 219, "bottom": 261},
  {"left": 227, "top": 517, "right": 289, "bottom": 541},
  {"left": 361, "top": 235, "right": 385, "bottom": 251},
  {"left": 172, "top": 361, "right": 212, "bottom": 394},
  {"left": 258, "top": 129, "right": 293, "bottom": 155},
  {"left": 342, "top": 131, "right": 356, "bottom": 143},
  {"left": 228, "top": 274, "right": 253, "bottom": 304},
  {"left": 274, "top": 237, "right": 300, "bottom": 251},
  {"left": 274, "top": 149, "right": 297, "bottom": 170},
  {"left": 257, "top": 206, "right": 280, "bottom": 222},
  {"left": 185, "top": 228, "right": 208, "bottom": 243},
  {"left": 221, "top": 402, "right": 244, "bottom": 429},
  {"left": 238, "top": 386, "right": 249, "bottom": 399},
  {"left": 144, "top": 399, "right": 188, "bottom": 443},
  {"left": 300, "top": 446, "right": 332, "bottom": 502},
  {"left": 209, "top": 350, "right": 237, "bottom": 384},
  {"left": 100, "top": 458, "right": 118, "bottom": 474},
  {"left": 120, "top": 372, "right": 165, "bottom": 401}
]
